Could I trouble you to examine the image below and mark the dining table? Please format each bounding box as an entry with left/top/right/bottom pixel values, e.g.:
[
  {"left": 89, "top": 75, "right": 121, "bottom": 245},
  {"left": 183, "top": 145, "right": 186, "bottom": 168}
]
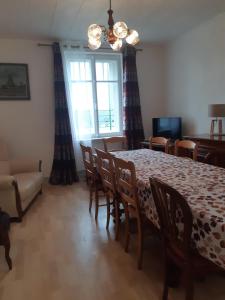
[{"left": 111, "top": 148, "right": 225, "bottom": 270}]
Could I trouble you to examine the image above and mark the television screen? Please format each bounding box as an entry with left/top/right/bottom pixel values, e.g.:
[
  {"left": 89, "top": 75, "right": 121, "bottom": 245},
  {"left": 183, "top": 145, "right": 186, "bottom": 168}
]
[{"left": 153, "top": 117, "right": 182, "bottom": 140}]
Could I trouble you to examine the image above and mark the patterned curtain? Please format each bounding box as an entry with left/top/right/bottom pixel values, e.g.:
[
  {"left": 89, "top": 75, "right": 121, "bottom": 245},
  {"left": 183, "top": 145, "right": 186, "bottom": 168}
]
[
  {"left": 49, "top": 42, "right": 78, "bottom": 185},
  {"left": 123, "top": 45, "right": 145, "bottom": 150}
]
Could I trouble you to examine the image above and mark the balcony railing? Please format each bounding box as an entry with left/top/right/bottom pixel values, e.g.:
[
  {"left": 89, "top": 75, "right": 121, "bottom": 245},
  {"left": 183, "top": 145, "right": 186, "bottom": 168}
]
[{"left": 98, "top": 109, "right": 115, "bottom": 130}]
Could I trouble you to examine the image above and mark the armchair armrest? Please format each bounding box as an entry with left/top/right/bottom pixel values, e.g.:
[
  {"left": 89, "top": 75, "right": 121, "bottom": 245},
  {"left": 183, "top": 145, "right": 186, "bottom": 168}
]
[
  {"left": 0, "top": 175, "right": 15, "bottom": 190},
  {"left": 0, "top": 175, "right": 22, "bottom": 220},
  {"left": 10, "top": 159, "right": 42, "bottom": 174}
]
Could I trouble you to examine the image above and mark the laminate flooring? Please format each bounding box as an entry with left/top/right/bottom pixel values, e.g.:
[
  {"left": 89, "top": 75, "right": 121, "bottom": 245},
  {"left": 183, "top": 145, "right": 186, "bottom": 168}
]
[{"left": 0, "top": 182, "right": 224, "bottom": 300}]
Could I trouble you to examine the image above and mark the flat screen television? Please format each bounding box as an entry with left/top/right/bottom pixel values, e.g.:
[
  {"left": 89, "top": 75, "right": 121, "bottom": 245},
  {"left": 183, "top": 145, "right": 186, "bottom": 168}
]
[{"left": 153, "top": 117, "right": 182, "bottom": 140}]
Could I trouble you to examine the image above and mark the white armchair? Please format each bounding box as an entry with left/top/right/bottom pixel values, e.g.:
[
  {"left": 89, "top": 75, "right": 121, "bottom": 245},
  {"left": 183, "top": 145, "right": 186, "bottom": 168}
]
[{"left": 0, "top": 140, "right": 43, "bottom": 221}]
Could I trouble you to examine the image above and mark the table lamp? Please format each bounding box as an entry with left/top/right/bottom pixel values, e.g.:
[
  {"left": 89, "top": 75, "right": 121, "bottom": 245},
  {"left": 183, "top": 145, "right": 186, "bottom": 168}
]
[{"left": 209, "top": 104, "right": 225, "bottom": 136}]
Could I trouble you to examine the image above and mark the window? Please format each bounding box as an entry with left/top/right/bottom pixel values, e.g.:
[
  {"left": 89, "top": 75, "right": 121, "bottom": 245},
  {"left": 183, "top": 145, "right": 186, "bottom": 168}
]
[{"left": 64, "top": 52, "right": 123, "bottom": 139}]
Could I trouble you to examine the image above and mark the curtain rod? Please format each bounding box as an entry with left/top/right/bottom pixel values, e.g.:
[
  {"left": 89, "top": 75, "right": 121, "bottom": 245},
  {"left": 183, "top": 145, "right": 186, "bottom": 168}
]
[{"left": 37, "top": 43, "right": 143, "bottom": 51}]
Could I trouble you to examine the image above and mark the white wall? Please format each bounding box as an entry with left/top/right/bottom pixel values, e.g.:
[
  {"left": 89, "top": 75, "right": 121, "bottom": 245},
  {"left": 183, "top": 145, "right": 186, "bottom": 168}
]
[
  {"left": 166, "top": 12, "right": 225, "bottom": 135},
  {"left": 0, "top": 39, "right": 54, "bottom": 177},
  {"left": 137, "top": 43, "right": 167, "bottom": 138}
]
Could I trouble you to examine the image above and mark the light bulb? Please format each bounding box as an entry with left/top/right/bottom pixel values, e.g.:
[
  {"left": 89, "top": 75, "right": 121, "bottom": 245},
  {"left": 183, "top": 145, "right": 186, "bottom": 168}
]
[
  {"left": 88, "top": 24, "right": 102, "bottom": 40},
  {"left": 113, "top": 21, "right": 128, "bottom": 39},
  {"left": 88, "top": 38, "right": 101, "bottom": 50},
  {"left": 110, "top": 39, "right": 123, "bottom": 51},
  {"left": 126, "top": 30, "right": 140, "bottom": 45}
]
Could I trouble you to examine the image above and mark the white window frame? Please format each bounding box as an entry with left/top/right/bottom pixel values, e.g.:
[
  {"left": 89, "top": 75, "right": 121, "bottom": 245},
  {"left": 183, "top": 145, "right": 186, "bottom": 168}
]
[{"left": 65, "top": 51, "right": 123, "bottom": 139}]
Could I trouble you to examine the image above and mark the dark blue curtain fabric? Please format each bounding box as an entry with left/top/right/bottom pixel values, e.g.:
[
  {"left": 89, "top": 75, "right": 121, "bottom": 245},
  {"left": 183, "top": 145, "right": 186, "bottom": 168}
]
[
  {"left": 49, "top": 42, "right": 78, "bottom": 185},
  {"left": 123, "top": 45, "right": 145, "bottom": 150}
]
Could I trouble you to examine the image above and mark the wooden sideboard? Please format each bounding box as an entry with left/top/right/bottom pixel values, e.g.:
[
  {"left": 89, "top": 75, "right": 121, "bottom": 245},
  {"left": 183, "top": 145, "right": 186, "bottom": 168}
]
[
  {"left": 184, "top": 134, "right": 225, "bottom": 150},
  {"left": 184, "top": 134, "right": 225, "bottom": 167}
]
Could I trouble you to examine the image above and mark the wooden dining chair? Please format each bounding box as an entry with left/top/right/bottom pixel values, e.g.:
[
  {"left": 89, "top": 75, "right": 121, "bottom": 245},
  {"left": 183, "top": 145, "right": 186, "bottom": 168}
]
[
  {"left": 103, "top": 136, "right": 127, "bottom": 152},
  {"left": 175, "top": 140, "right": 198, "bottom": 161},
  {"left": 80, "top": 143, "right": 104, "bottom": 220},
  {"left": 113, "top": 156, "right": 144, "bottom": 269},
  {"left": 150, "top": 177, "right": 218, "bottom": 300},
  {"left": 149, "top": 136, "right": 170, "bottom": 154},
  {"left": 95, "top": 148, "right": 121, "bottom": 236}
]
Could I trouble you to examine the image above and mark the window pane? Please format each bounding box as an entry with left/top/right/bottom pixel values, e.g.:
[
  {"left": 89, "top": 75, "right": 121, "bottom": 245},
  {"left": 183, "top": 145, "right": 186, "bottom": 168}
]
[
  {"left": 96, "top": 82, "right": 120, "bottom": 134},
  {"left": 71, "top": 82, "right": 95, "bottom": 137},
  {"left": 95, "top": 60, "right": 118, "bottom": 81},
  {"left": 71, "top": 61, "right": 92, "bottom": 81}
]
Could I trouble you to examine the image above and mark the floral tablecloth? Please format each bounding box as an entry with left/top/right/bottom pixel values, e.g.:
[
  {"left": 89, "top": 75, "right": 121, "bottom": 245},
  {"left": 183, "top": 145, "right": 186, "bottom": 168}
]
[{"left": 113, "top": 149, "right": 225, "bottom": 270}]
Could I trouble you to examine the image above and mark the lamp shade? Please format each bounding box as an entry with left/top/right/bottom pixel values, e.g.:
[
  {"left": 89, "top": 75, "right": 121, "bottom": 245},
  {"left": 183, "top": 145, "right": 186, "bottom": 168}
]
[{"left": 208, "top": 104, "right": 225, "bottom": 117}]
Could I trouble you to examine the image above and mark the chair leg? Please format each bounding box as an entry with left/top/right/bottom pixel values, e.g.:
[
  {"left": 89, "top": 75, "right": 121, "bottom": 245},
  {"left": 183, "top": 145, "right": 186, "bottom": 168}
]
[
  {"left": 114, "top": 196, "right": 120, "bottom": 241},
  {"left": 124, "top": 203, "right": 130, "bottom": 253},
  {"left": 106, "top": 194, "right": 110, "bottom": 229},
  {"left": 95, "top": 187, "right": 99, "bottom": 221},
  {"left": 185, "top": 266, "right": 194, "bottom": 300},
  {"left": 137, "top": 216, "right": 143, "bottom": 270},
  {"left": 4, "top": 236, "right": 12, "bottom": 270}
]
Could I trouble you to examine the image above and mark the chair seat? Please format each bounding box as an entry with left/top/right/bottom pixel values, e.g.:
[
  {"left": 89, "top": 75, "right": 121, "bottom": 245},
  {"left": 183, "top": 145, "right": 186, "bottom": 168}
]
[{"left": 14, "top": 172, "right": 43, "bottom": 201}]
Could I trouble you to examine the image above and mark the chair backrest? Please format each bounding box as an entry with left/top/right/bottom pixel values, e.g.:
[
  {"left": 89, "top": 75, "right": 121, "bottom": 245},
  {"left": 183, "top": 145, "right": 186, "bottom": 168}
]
[
  {"left": 150, "top": 177, "right": 193, "bottom": 258},
  {"left": 80, "top": 143, "right": 95, "bottom": 179},
  {"left": 95, "top": 148, "right": 116, "bottom": 194},
  {"left": 103, "top": 136, "right": 127, "bottom": 152},
  {"left": 113, "top": 156, "right": 139, "bottom": 208},
  {"left": 175, "top": 140, "right": 198, "bottom": 161},
  {"left": 149, "top": 136, "right": 170, "bottom": 154}
]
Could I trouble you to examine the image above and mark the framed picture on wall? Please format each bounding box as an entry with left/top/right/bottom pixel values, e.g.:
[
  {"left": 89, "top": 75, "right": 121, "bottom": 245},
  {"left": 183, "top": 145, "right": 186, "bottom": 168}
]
[{"left": 0, "top": 63, "right": 30, "bottom": 100}]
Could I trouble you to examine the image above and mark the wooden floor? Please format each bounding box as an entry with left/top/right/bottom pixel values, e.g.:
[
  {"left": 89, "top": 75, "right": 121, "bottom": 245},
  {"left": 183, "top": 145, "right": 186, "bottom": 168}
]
[{"left": 0, "top": 182, "right": 225, "bottom": 300}]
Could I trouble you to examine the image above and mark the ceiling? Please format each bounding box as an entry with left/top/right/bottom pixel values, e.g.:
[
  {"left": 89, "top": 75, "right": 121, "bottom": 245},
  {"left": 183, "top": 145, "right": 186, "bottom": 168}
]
[{"left": 0, "top": 0, "right": 225, "bottom": 42}]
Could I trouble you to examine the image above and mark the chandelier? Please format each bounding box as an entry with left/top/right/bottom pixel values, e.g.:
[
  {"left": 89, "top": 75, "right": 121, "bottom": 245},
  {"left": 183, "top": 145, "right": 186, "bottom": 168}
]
[{"left": 87, "top": 0, "right": 140, "bottom": 51}]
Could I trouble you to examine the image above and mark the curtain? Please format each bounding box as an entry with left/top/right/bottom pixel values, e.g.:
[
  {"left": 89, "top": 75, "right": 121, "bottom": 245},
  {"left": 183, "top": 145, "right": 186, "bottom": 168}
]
[
  {"left": 49, "top": 42, "right": 78, "bottom": 185},
  {"left": 123, "top": 45, "right": 145, "bottom": 150},
  {"left": 61, "top": 46, "right": 93, "bottom": 172}
]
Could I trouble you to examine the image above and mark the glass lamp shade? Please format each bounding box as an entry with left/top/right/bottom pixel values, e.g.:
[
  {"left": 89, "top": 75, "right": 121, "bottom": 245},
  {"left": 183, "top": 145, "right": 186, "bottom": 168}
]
[
  {"left": 110, "top": 39, "right": 123, "bottom": 51},
  {"left": 113, "top": 21, "right": 128, "bottom": 39},
  {"left": 88, "top": 24, "right": 102, "bottom": 40},
  {"left": 126, "top": 29, "right": 140, "bottom": 45},
  {"left": 88, "top": 38, "right": 101, "bottom": 50}
]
